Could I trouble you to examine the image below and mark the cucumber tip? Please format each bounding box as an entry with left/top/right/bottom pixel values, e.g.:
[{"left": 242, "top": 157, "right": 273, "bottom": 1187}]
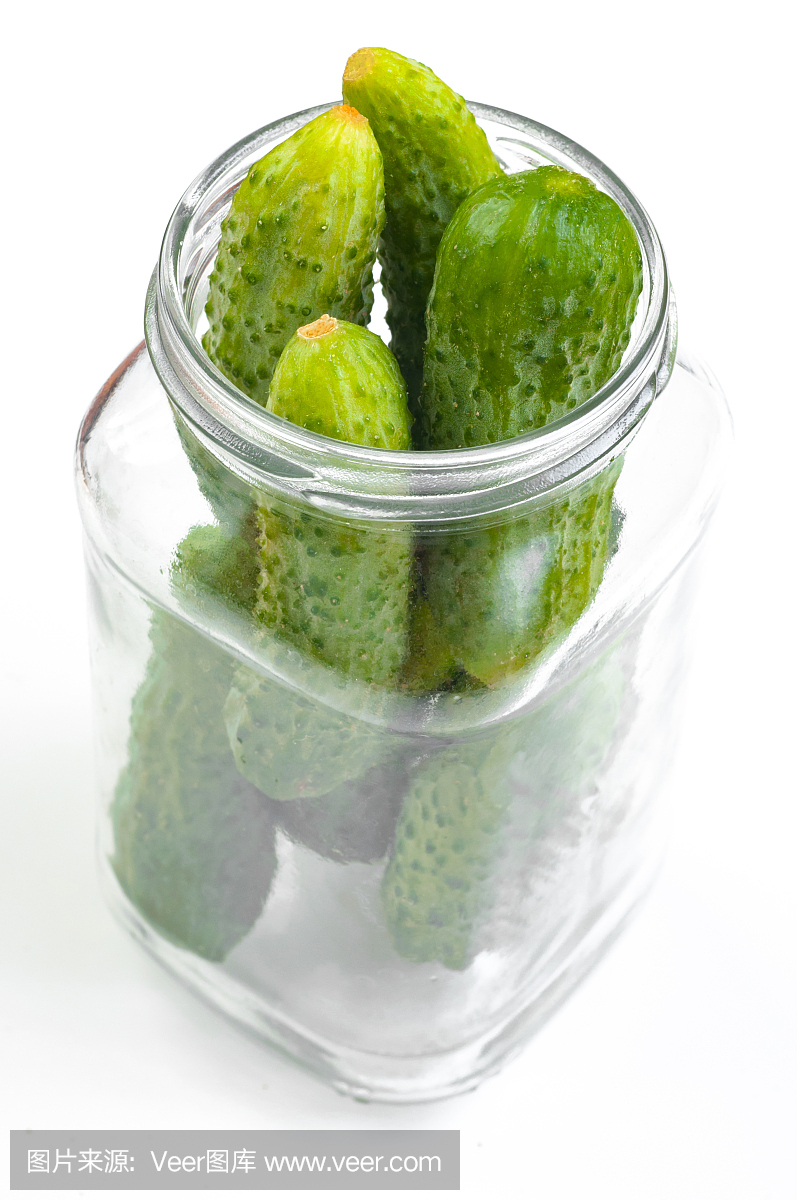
[
  {"left": 343, "top": 48, "right": 375, "bottom": 83},
  {"left": 333, "top": 103, "right": 368, "bottom": 125},
  {"left": 298, "top": 314, "right": 338, "bottom": 339}
]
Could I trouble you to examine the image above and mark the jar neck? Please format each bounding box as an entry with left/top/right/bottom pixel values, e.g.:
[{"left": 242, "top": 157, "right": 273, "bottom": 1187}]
[{"left": 145, "top": 101, "right": 676, "bottom": 522}]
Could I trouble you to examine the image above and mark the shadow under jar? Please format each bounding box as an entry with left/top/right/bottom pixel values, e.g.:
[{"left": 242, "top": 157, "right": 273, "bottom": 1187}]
[{"left": 76, "top": 102, "right": 730, "bottom": 1103}]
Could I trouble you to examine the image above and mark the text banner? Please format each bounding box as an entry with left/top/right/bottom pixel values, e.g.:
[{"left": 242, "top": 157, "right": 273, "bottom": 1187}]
[{"left": 10, "top": 1130, "right": 459, "bottom": 1191}]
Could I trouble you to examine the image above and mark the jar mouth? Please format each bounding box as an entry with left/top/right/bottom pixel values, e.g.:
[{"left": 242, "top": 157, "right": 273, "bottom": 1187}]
[{"left": 146, "top": 101, "right": 675, "bottom": 518}]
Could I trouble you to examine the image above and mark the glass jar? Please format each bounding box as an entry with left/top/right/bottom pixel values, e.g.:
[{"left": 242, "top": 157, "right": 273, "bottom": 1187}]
[{"left": 76, "top": 102, "right": 730, "bottom": 1103}]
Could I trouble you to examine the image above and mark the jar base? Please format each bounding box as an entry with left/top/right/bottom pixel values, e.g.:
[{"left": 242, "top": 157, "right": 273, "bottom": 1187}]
[{"left": 99, "top": 851, "right": 657, "bottom": 1104}]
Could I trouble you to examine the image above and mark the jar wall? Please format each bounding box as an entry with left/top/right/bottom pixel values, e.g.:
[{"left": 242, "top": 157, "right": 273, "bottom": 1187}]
[
  {"left": 79, "top": 335, "right": 728, "bottom": 1101},
  {"left": 79, "top": 343, "right": 727, "bottom": 722}
]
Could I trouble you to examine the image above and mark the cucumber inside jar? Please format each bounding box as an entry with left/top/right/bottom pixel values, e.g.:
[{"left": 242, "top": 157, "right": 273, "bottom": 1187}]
[{"left": 156, "top": 48, "right": 644, "bottom": 977}]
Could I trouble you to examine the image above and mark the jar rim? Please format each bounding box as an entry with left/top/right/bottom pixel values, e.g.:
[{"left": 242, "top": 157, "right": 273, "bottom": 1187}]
[{"left": 146, "top": 100, "right": 676, "bottom": 517}]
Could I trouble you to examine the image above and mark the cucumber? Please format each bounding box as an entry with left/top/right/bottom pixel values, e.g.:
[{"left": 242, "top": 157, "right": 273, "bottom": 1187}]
[
  {"left": 224, "top": 662, "right": 399, "bottom": 801},
  {"left": 203, "top": 105, "right": 384, "bottom": 406},
  {"left": 112, "top": 526, "right": 282, "bottom": 961},
  {"left": 408, "top": 166, "right": 640, "bottom": 687},
  {"left": 380, "top": 732, "right": 514, "bottom": 970},
  {"left": 111, "top": 606, "right": 277, "bottom": 963},
  {"left": 342, "top": 47, "right": 502, "bottom": 409},
  {"left": 418, "top": 166, "right": 643, "bottom": 448},
  {"left": 266, "top": 314, "right": 411, "bottom": 448},
  {"left": 256, "top": 317, "right": 413, "bottom": 686},
  {"left": 475, "top": 633, "right": 638, "bottom": 954},
  {"left": 171, "top": 518, "right": 260, "bottom": 616},
  {"left": 382, "top": 638, "right": 634, "bottom": 969}
]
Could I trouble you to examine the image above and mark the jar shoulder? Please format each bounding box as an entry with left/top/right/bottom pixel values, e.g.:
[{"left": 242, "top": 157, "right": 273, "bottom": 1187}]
[
  {"left": 75, "top": 339, "right": 731, "bottom": 731},
  {"left": 76, "top": 339, "right": 731, "bottom": 569}
]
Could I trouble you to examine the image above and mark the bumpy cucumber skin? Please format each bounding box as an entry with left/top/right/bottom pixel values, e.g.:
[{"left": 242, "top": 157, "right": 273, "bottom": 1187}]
[
  {"left": 418, "top": 166, "right": 643, "bottom": 449},
  {"left": 407, "top": 165, "right": 638, "bottom": 687},
  {"left": 409, "top": 459, "right": 621, "bottom": 689},
  {"left": 381, "top": 735, "right": 512, "bottom": 970},
  {"left": 342, "top": 47, "right": 502, "bottom": 409},
  {"left": 256, "top": 503, "right": 412, "bottom": 686},
  {"left": 383, "top": 639, "right": 634, "bottom": 969},
  {"left": 171, "top": 517, "right": 260, "bottom": 615},
  {"left": 256, "top": 321, "right": 413, "bottom": 686},
  {"left": 267, "top": 319, "right": 412, "bottom": 449},
  {"left": 224, "top": 664, "right": 399, "bottom": 801},
  {"left": 111, "top": 607, "right": 277, "bottom": 963},
  {"left": 203, "top": 107, "right": 385, "bottom": 406}
]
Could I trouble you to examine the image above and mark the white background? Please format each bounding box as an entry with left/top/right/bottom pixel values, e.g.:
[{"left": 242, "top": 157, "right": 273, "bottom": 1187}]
[{"left": 1, "top": 1, "right": 795, "bottom": 1197}]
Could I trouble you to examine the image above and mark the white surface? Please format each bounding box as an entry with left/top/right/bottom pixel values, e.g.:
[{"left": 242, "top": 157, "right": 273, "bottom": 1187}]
[{"left": 1, "top": 2, "right": 795, "bottom": 1197}]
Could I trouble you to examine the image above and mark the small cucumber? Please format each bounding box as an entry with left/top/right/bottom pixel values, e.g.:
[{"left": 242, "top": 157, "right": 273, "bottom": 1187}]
[
  {"left": 256, "top": 317, "right": 413, "bottom": 686},
  {"left": 203, "top": 106, "right": 384, "bottom": 406},
  {"left": 343, "top": 47, "right": 502, "bottom": 409},
  {"left": 408, "top": 166, "right": 640, "bottom": 687},
  {"left": 418, "top": 166, "right": 643, "bottom": 448},
  {"left": 111, "top": 600, "right": 277, "bottom": 963},
  {"left": 381, "top": 732, "right": 514, "bottom": 970},
  {"left": 224, "top": 663, "right": 399, "bottom": 801},
  {"left": 171, "top": 517, "right": 260, "bottom": 615},
  {"left": 478, "top": 634, "right": 637, "bottom": 954},
  {"left": 382, "top": 639, "right": 633, "bottom": 969},
  {"left": 266, "top": 314, "right": 411, "bottom": 448}
]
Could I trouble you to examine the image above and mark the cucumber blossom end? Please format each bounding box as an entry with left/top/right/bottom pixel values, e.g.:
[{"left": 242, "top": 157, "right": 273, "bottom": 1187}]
[
  {"left": 257, "top": 318, "right": 413, "bottom": 685},
  {"left": 342, "top": 46, "right": 503, "bottom": 413},
  {"left": 297, "top": 313, "right": 338, "bottom": 339},
  {"left": 267, "top": 317, "right": 412, "bottom": 451}
]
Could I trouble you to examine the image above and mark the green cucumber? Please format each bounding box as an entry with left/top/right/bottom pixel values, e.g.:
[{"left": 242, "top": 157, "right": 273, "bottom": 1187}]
[
  {"left": 171, "top": 517, "right": 260, "bottom": 616},
  {"left": 203, "top": 105, "right": 384, "bottom": 406},
  {"left": 111, "top": 607, "right": 277, "bottom": 963},
  {"left": 255, "top": 499, "right": 413, "bottom": 686},
  {"left": 266, "top": 314, "right": 411, "bottom": 448},
  {"left": 418, "top": 166, "right": 643, "bottom": 448},
  {"left": 256, "top": 317, "right": 413, "bottom": 685},
  {"left": 382, "top": 638, "right": 634, "bottom": 969},
  {"left": 112, "top": 526, "right": 281, "bottom": 961},
  {"left": 408, "top": 459, "right": 621, "bottom": 689},
  {"left": 224, "top": 662, "right": 399, "bottom": 801},
  {"left": 408, "top": 166, "right": 640, "bottom": 687},
  {"left": 342, "top": 47, "right": 502, "bottom": 409},
  {"left": 381, "top": 732, "right": 514, "bottom": 970}
]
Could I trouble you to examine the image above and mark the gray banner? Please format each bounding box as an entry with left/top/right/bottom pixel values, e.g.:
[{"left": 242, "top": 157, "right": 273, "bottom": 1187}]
[{"left": 10, "top": 1131, "right": 459, "bottom": 1191}]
